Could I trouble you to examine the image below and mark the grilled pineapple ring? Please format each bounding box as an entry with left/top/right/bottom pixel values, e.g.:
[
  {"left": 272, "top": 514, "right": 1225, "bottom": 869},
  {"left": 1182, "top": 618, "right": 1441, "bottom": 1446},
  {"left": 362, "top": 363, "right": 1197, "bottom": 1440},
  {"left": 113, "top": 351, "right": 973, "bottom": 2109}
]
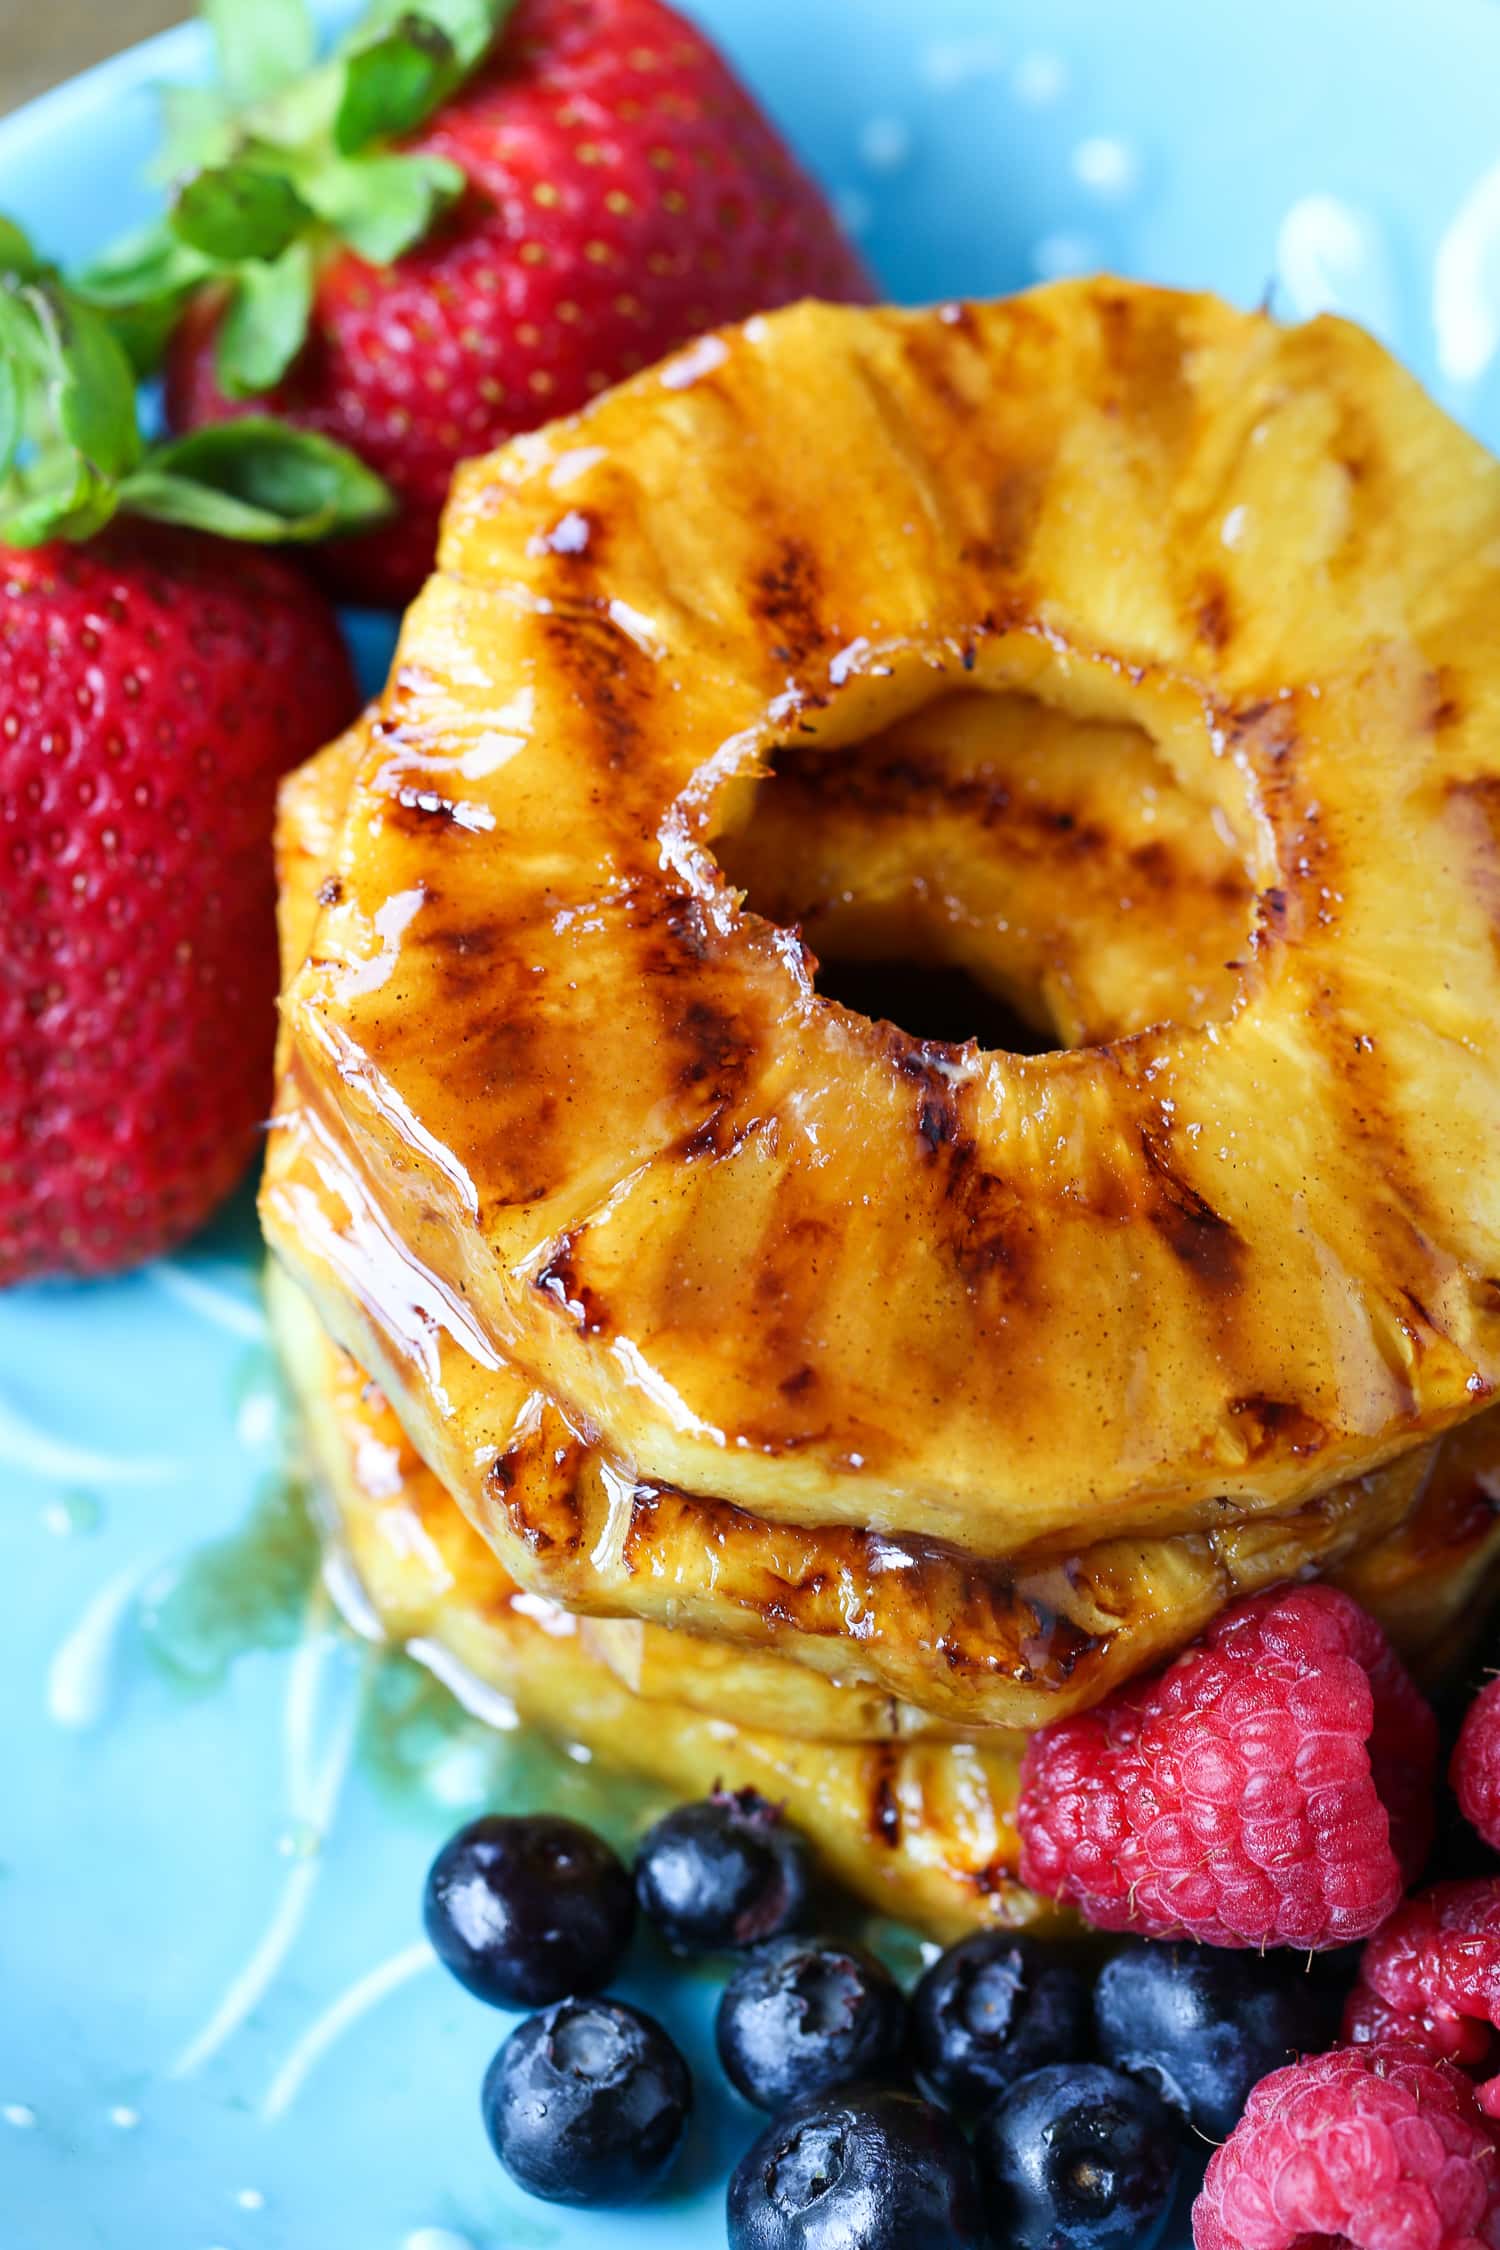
[
  {"left": 277, "top": 282, "right": 1500, "bottom": 1563},
  {"left": 268, "top": 1262, "right": 1059, "bottom": 1941},
  {"left": 268, "top": 1258, "right": 1500, "bottom": 1941}
]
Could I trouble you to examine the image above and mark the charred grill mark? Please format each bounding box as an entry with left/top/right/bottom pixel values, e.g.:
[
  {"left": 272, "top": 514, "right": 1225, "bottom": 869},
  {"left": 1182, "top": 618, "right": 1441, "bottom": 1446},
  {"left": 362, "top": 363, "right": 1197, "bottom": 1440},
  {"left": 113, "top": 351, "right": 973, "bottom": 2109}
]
[
  {"left": 867, "top": 1748, "right": 902, "bottom": 1848},
  {"left": 967, "top": 1859, "right": 1024, "bottom": 1898},
  {"left": 1019, "top": 1600, "right": 1106, "bottom": 1678},
  {"left": 1445, "top": 776, "right": 1500, "bottom": 948},
  {"left": 1139, "top": 1122, "right": 1244, "bottom": 1289},
  {"left": 485, "top": 1440, "right": 587, "bottom": 1556},
  {"left": 678, "top": 1106, "right": 758, "bottom": 1161},
  {"left": 428, "top": 924, "right": 498, "bottom": 958},
  {"left": 917, "top": 1083, "right": 960, "bottom": 1155},
  {"left": 1227, "top": 1394, "right": 1327, "bottom": 1458},
  {"left": 753, "top": 537, "right": 826, "bottom": 668},
  {"left": 677, "top": 998, "right": 753, "bottom": 1089},
  {"left": 948, "top": 1167, "right": 1038, "bottom": 1288},
  {"left": 744, "top": 746, "right": 1239, "bottom": 913},
  {"left": 1196, "top": 576, "right": 1233, "bottom": 652},
  {"left": 535, "top": 1228, "right": 611, "bottom": 1336},
  {"left": 421, "top": 920, "right": 503, "bottom": 1001},
  {"left": 544, "top": 600, "right": 648, "bottom": 775},
  {"left": 1256, "top": 885, "right": 1293, "bottom": 944},
  {"left": 780, "top": 1364, "right": 818, "bottom": 1399}
]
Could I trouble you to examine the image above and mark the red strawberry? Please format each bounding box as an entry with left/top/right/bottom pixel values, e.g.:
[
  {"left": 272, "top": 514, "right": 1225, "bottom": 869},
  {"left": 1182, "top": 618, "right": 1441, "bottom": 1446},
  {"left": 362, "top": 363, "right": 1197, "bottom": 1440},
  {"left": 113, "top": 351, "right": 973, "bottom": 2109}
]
[
  {"left": 0, "top": 524, "right": 357, "bottom": 1280},
  {"left": 0, "top": 222, "right": 383, "bottom": 1283},
  {"left": 159, "top": 0, "right": 876, "bottom": 606}
]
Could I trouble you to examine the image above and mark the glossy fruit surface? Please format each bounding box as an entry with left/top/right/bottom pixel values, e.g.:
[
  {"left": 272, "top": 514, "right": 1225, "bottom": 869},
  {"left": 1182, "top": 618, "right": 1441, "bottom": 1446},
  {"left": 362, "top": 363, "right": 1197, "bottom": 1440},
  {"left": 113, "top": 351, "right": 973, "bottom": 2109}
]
[
  {"left": 423, "top": 1811, "right": 635, "bottom": 2007},
  {"left": 0, "top": 525, "right": 356, "bottom": 1282},
  {"left": 481, "top": 1996, "right": 692, "bottom": 2206},
  {"left": 635, "top": 1790, "right": 812, "bottom": 1953},
  {"left": 911, "top": 1931, "right": 1089, "bottom": 2113},
  {"left": 727, "top": 2084, "right": 986, "bottom": 2250},
  {"left": 1095, "top": 1941, "right": 1335, "bottom": 2140},
  {"left": 716, "top": 1936, "right": 908, "bottom": 2112},
  {"left": 975, "top": 2062, "right": 1181, "bottom": 2250}
]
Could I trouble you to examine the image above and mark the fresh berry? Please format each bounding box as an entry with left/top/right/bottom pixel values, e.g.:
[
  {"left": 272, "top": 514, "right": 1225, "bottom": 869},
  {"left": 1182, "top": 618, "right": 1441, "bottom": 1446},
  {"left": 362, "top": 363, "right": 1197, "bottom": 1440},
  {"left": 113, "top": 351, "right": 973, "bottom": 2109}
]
[
  {"left": 1343, "top": 1980, "right": 1495, "bottom": 2070},
  {"left": 423, "top": 1811, "right": 635, "bottom": 2007},
  {"left": 1343, "top": 1881, "right": 1500, "bottom": 2105},
  {"left": 726, "top": 2084, "right": 986, "bottom": 2250},
  {"left": 1017, "top": 1585, "right": 1437, "bottom": 1950},
  {"left": 1095, "top": 1940, "right": 1338, "bottom": 2140},
  {"left": 976, "top": 2062, "right": 1182, "bottom": 2250},
  {"left": 1453, "top": 1681, "right": 1500, "bottom": 1853},
  {"left": 160, "top": 0, "right": 876, "bottom": 605},
  {"left": 635, "top": 1789, "right": 811, "bottom": 1953},
  {"left": 481, "top": 1995, "right": 692, "bottom": 2206},
  {"left": 0, "top": 526, "right": 356, "bottom": 1282},
  {"left": 910, "top": 1932, "right": 1090, "bottom": 2115},
  {"left": 1193, "top": 2046, "right": 1500, "bottom": 2250},
  {"left": 716, "top": 1936, "right": 908, "bottom": 2114}
]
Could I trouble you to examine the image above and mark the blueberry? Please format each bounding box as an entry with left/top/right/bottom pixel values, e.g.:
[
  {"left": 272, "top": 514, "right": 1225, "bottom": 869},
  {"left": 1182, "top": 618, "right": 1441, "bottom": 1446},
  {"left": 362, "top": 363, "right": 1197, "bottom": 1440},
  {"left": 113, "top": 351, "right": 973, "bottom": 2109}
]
[
  {"left": 975, "top": 2062, "right": 1181, "bottom": 2250},
  {"left": 481, "top": 1996, "right": 692, "bottom": 2207},
  {"left": 423, "top": 1813, "right": 634, "bottom": 2008},
  {"left": 717, "top": 1936, "right": 909, "bottom": 2112},
  {"left": 1094, "top": 1940, "right": 1335, "bottom": 2140},
  {"left": 911, "top": 1931, "right": 1091, "bottom": 2112},
  {"left": 635, "top": 1789, "right": 812, "bottom": 1952},
  {"left": 728, "top": 2084, "right": 986, "bottom": 2250}
]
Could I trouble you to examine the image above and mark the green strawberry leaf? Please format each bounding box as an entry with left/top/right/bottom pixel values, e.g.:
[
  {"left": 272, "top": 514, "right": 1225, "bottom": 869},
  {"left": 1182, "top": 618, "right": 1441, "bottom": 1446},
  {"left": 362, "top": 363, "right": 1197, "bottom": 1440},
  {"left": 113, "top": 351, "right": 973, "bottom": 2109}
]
[
  {"left": 204, "top": 0, "right": 316, "bottom": 106},
  {"left": 1, "top": 467, "right": 113, "bottom": 547},
  {"left": 0, "top": 350, "right": 23, "bottom": 484},
  {"left": 354, "top": 0, "right": 512, "bottom": 71},
  {"left": 171, "top": 161, "right": 313, "bottom": 263},
  {"left": 77, "top": 0, "right": 521, "bottom": 407},
  {"left": 336, "top": 18, "right": 459, "bottom": 154},
  {"left": 26, "top": 283, "right": 144, "bottom": 484},
  {"left": 0, "top": 215, "right": 42, "bottom": 282},
  {"left": 74, "top": 224, "right": 214, "bottom": 375},
  {"left": 215, "top": 240, "right": 315, "bottom": 396},
  {"left": 154, "top": 84, "right": 238, "bottom": 184},
  {"left": 301, "top": 148, "right": 465, "bottom": 263},
  {"left": 117, "top": 419, "right": 395, "bottom": 542}
]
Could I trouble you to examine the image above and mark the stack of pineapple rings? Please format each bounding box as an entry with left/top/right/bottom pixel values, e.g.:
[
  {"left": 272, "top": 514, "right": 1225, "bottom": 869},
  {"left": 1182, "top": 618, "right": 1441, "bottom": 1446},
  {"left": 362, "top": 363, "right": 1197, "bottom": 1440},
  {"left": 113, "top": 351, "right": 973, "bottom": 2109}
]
[{"left": 265, "top": 281, "right": 1500, "bottom": 1938}]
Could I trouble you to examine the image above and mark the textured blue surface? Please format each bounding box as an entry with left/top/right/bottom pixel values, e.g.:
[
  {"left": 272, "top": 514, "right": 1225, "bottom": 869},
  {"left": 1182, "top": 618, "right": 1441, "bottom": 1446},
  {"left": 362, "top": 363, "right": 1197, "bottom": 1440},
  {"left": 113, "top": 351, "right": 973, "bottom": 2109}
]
[{"left": 4, "top": 4, "right": 1500, "bottom": 2247}]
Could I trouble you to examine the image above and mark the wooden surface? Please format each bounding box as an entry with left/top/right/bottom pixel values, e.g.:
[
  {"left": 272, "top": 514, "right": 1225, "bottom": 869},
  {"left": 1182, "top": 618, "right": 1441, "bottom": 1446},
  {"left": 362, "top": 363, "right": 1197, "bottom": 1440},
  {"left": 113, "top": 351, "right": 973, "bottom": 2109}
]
[{"left": 0, "top": 0, "right": 184, "bottom": 118}]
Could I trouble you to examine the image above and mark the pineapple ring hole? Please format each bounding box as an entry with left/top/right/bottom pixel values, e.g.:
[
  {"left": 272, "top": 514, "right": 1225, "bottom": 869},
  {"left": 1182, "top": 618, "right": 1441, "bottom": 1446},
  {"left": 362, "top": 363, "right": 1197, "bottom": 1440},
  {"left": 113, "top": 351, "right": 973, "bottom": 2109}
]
[{"left": 713, "top": 685, "right": 1260, "bottom": 1053}]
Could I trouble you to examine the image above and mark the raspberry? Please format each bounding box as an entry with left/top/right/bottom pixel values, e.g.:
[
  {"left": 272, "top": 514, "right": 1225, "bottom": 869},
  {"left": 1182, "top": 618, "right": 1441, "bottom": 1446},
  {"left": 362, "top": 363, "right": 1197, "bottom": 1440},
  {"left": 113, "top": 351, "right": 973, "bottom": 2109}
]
[
  {"left": 1017, "top": 1585, "right": 1437, "bottom": 1949},
  {"left": 1454, "top": 1683, "right": 1500, "bottom": 1853},
  {"left": 1344, "top": 1981, "right": 1495, "bottom": 2072},
  {"left": 1193, "top": 2047, "right": 1500, "bottom": 2250},
  {"left": 1346, "top": 1883, "right": 1500, "bottom": 2107}
]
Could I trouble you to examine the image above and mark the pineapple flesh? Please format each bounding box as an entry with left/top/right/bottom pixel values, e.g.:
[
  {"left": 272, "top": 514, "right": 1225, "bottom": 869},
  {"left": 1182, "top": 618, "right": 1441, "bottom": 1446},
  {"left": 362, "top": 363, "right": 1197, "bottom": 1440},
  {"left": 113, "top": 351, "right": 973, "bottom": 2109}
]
[{"left": 263, "top": 282, "right": 1500, "bottom": 1875}]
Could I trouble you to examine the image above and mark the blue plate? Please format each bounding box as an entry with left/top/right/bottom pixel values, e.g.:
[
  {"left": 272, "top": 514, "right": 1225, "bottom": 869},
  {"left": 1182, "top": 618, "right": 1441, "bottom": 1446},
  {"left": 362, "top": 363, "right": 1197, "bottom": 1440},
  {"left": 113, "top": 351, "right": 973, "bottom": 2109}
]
[{"left": 5, "top": 5, "right": 1500, "bottom": 2247}]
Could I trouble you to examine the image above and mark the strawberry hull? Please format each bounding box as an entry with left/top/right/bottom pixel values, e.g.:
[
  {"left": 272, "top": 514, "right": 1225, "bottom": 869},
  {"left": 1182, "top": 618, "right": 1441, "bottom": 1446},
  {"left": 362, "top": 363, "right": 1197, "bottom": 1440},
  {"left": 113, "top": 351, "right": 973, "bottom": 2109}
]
[{"left": 164, "top": 0, "right": 875, "bottom": 607}]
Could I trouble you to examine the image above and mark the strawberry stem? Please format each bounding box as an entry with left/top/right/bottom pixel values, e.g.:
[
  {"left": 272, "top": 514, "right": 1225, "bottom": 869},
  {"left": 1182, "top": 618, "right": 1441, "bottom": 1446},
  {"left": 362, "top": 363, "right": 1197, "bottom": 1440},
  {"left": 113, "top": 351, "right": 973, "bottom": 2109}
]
[{"left": 74, "top": 0, "right": 519, "bottom": 402}]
